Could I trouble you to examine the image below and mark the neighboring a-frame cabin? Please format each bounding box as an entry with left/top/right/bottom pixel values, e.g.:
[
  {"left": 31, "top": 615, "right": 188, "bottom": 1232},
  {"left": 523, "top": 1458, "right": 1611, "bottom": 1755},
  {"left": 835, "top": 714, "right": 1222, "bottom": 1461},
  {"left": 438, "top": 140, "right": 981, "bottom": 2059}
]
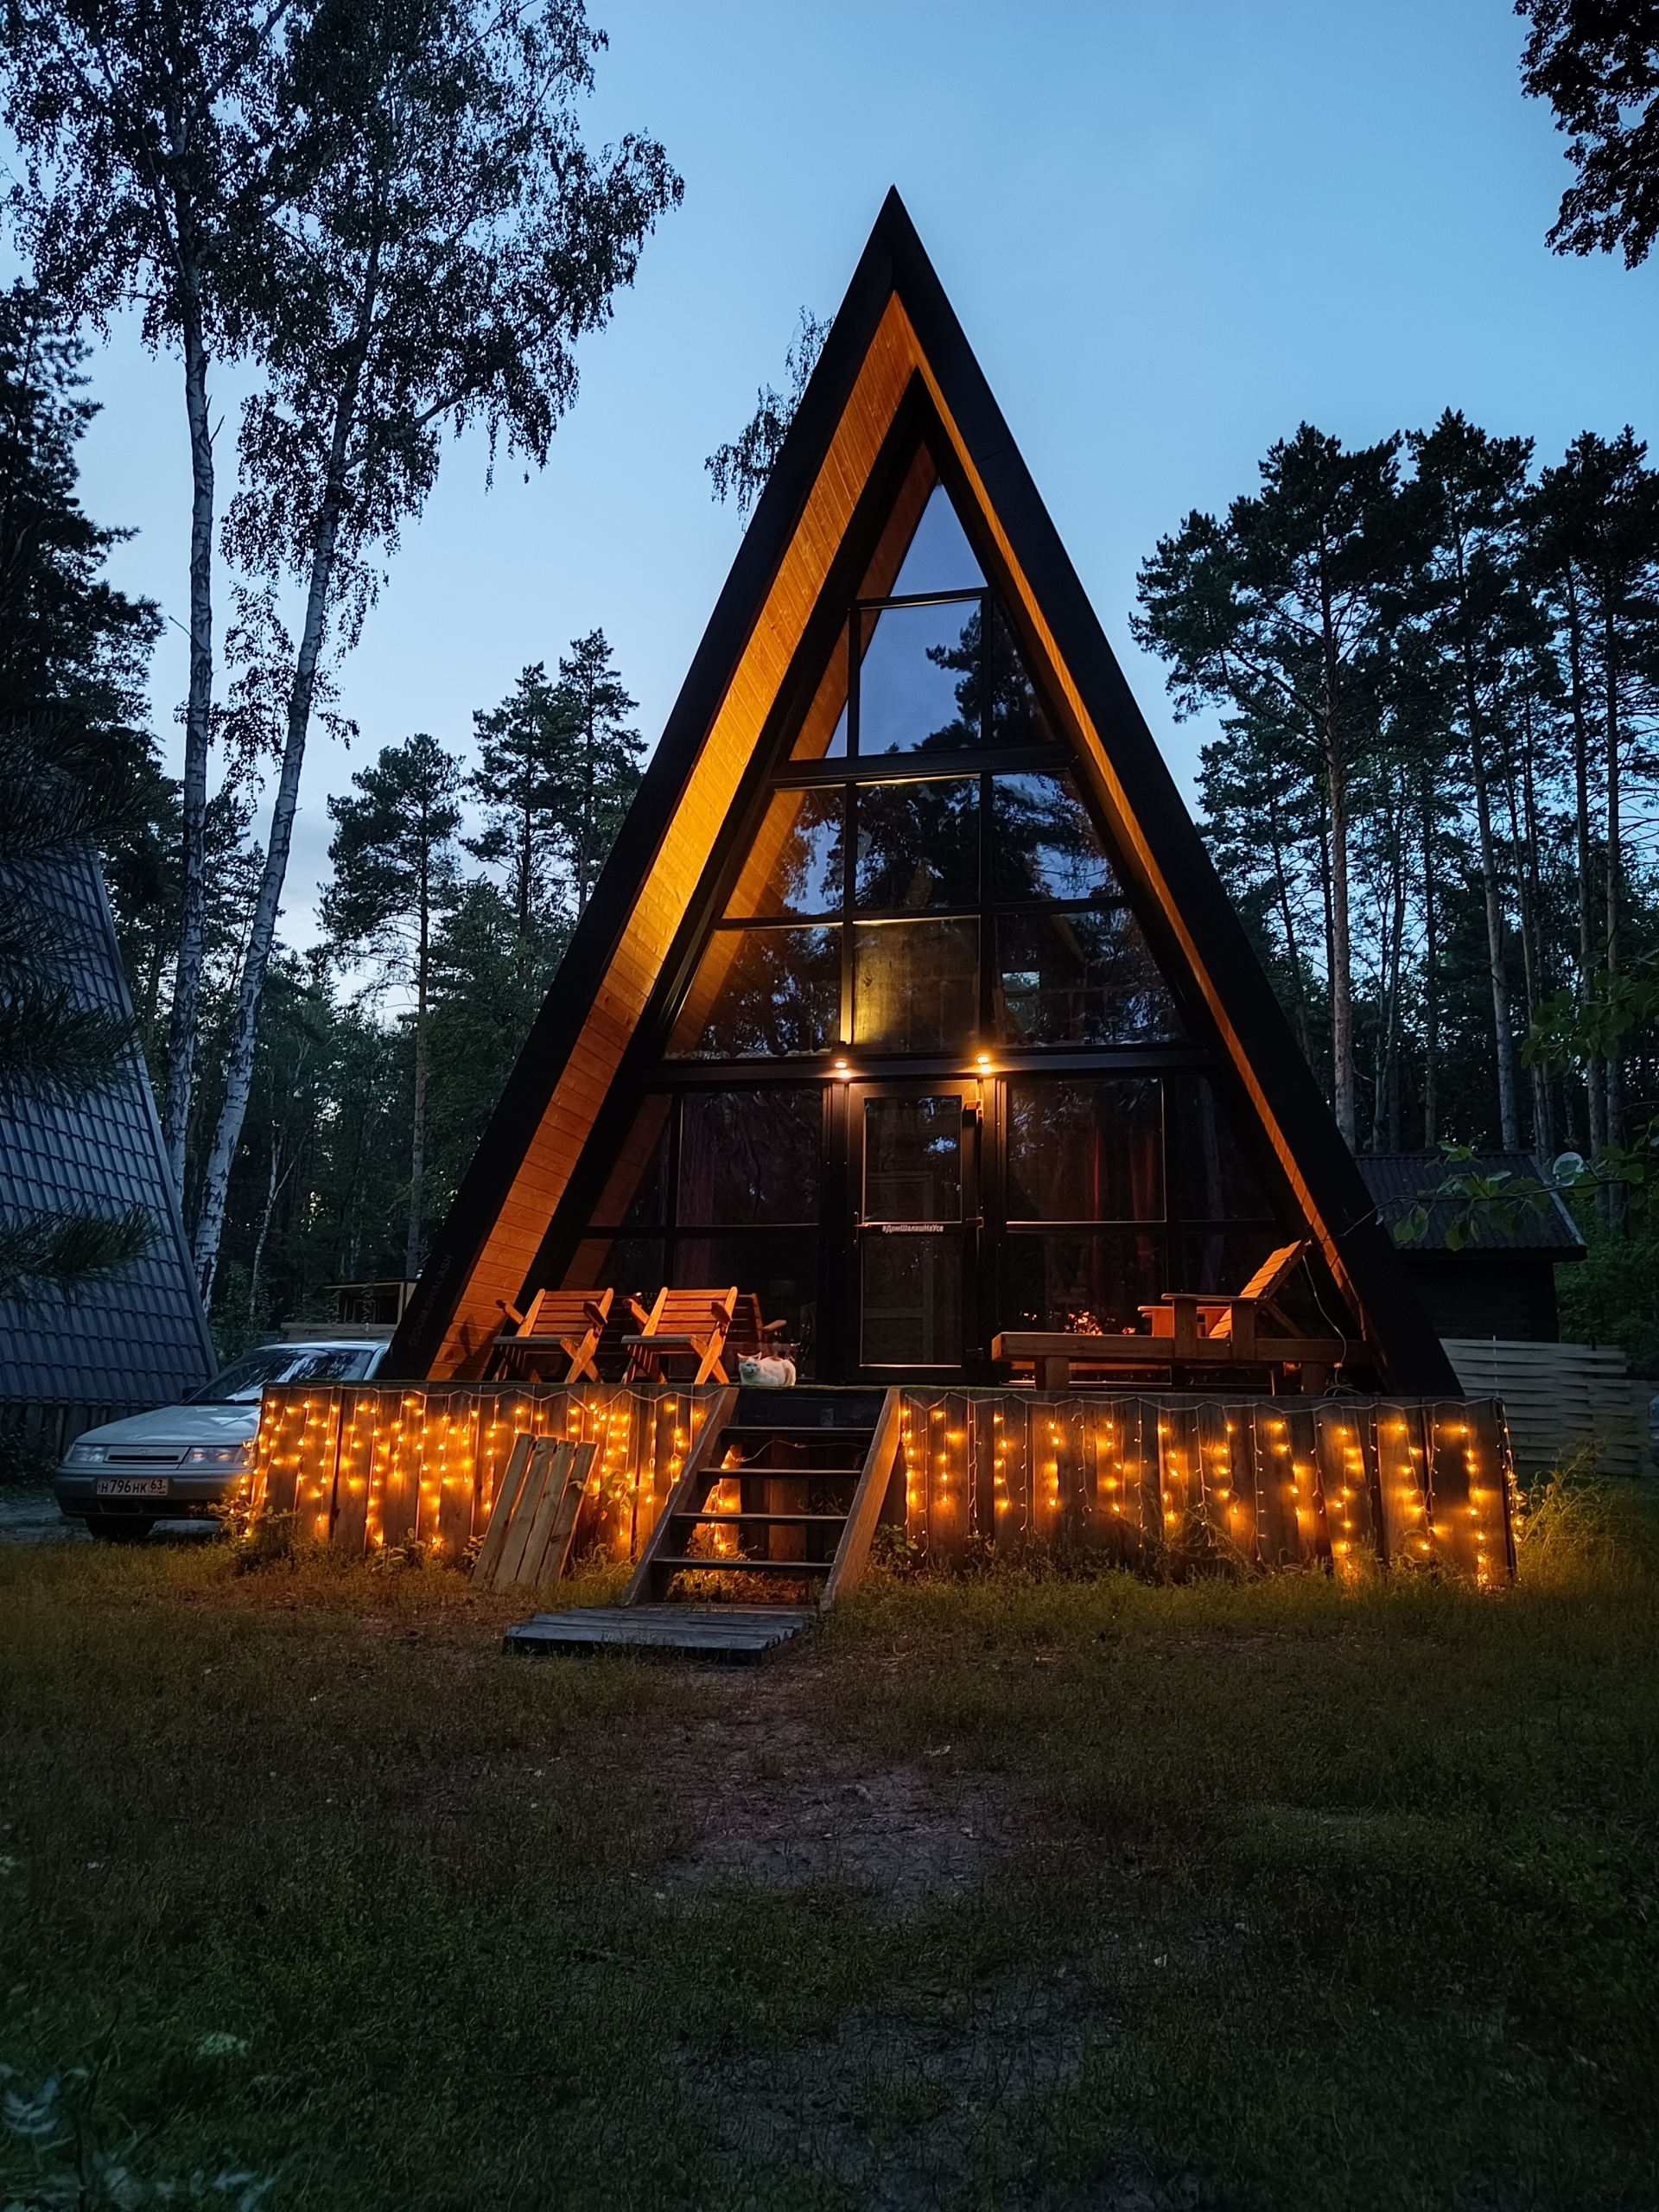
[{"left": 391, "top": 192, "right": 1453, "bottom": 1398}]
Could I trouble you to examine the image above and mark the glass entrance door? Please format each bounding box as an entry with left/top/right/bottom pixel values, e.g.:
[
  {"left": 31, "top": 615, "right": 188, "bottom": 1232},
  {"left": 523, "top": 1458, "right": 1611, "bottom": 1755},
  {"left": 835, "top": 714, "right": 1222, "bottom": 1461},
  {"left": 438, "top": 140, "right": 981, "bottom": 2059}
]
[{"left": 853, "top": 1085, "right": 978, "bottom": 1373}]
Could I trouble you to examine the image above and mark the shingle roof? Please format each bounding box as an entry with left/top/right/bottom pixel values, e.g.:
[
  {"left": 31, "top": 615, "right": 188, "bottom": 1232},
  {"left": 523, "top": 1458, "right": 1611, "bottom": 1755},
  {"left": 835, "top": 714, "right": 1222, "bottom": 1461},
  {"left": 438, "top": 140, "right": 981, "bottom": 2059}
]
[
  {"left": 0, "top": 848, "right": 215, "bottom": 1409},
  {"left": 1357, "top": 1153, "right": 1586, "bottom": 1255}
]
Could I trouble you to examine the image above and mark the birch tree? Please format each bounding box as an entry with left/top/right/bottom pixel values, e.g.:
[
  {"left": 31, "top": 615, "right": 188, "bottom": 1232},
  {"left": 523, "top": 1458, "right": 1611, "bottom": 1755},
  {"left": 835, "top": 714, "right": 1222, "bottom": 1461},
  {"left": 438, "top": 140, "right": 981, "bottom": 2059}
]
[
  {"left": 0, "top": 0, "right": 296, "bottom": 1196},
  {"left": 188, "top": 0, "right": 681, "bottom": 1306}
]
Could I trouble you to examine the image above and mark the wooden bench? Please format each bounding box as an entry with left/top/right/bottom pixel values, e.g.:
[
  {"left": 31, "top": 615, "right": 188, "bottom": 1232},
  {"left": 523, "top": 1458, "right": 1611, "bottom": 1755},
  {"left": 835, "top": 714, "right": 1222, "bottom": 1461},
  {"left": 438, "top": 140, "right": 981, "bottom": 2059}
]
[
  {"left": 490, "top": 1287, "right": 614, "bottom": 1383},
  {"left": 992, "top": 1242, "right": 1346, "bottom": 1392},
  {"left": 623, "top": 1287, "right": 740, "bottom": 1385}
]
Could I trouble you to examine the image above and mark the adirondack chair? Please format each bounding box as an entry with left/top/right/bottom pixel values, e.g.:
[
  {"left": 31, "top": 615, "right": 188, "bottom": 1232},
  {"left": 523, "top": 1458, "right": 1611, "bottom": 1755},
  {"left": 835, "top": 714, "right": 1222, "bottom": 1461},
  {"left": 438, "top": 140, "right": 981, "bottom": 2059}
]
[
  {"left": 622, "top": 1287, "right": 739, "bottom": 1384},
  {"left": 490, "top": 1286, "right": 614, "bottom": 1383},
  {"left": 1140, "top": 1240, "right": 1309, "bottom": 1352}
]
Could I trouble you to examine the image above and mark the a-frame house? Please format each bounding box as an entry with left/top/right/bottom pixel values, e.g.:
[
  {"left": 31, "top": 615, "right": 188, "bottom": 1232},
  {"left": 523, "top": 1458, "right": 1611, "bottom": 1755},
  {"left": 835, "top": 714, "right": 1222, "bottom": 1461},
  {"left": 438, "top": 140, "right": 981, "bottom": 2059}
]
[{"left": 391, "top": 191, "right": 1454, "bottom": 1398}]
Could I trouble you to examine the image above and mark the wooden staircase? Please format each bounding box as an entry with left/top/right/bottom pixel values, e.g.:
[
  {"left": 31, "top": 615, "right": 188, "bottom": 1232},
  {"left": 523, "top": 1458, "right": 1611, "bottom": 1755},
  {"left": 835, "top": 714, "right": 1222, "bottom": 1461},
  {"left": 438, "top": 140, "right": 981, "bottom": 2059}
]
[{"left": 624, "top": 1387, "right": 901, "bottom": 1611}]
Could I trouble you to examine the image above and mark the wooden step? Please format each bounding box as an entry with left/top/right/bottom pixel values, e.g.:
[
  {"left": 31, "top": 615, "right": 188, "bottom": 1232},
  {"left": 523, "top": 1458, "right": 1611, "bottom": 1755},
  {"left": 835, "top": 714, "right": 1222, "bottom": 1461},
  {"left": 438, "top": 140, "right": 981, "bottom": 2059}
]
[
  {"left": 506, "top": 1605, "right": 816, "bottom": 1665},
  {"left": 654, "top": 1554, "right": 832, "bottom": 1575},
  {"left": 722, "top": 1422, "right": 876, "bottom": 1438},
  {"left": 671, "top": 1510, "right": 851, "bottom": 1526},
  {"left": 624, "top": 1388, "right": 902, "bottom": 1612}
]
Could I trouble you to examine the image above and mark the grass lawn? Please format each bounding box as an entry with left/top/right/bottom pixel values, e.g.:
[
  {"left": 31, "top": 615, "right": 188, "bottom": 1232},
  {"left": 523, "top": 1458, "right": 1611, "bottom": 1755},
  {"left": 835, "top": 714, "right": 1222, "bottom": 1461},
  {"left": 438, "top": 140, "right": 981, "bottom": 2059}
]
[{"left": 2, "top": 1491, "right": 1657, "bottom": 2211}]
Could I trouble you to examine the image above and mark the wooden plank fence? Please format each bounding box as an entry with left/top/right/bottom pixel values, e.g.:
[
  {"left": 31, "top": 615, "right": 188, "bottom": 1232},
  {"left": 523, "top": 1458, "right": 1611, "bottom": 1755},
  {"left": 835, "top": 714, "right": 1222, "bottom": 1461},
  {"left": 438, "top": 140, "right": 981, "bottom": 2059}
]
[{"left": 248, "top": 1383, "right": 1516, "bottom": 1584}]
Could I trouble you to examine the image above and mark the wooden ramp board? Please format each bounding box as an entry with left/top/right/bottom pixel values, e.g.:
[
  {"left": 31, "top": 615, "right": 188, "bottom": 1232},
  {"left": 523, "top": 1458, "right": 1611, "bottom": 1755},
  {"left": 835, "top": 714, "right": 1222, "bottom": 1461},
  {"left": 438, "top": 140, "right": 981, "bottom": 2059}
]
[
  {"left": 473, "top": 1437, "right": 599, "bottom": 1592},
  {"left": 503, "top": 1604, "right": 817, "bottom": 1665}
]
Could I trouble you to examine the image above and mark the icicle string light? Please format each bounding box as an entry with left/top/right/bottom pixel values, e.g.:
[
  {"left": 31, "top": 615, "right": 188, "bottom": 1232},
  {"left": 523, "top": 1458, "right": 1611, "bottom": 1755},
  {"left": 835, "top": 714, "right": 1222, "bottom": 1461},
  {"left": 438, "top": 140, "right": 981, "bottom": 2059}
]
[
  {"left": 893, "top": 1391, "right": 1515, "bottom": 1583},
  {"left": 245, "top": 1385, "right": 1516, "bottom": 1582}
]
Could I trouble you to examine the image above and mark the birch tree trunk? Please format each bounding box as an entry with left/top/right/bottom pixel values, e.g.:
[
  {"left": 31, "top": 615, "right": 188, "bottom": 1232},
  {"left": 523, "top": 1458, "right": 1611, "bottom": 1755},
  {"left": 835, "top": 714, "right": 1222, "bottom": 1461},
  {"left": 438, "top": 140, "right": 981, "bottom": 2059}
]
[
  {"left": 191, "top": 372, "right": 365, "bottom": 1306},
  {"left": 162, "top": 310, "right": 216, "bottom": 1199}
]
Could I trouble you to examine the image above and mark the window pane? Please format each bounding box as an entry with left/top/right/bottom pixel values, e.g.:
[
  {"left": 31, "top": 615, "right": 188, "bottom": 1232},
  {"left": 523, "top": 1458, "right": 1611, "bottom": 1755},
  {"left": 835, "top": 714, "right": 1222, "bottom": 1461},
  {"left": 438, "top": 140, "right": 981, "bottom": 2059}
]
[
  {"left": 1167, "top": 1229, "right": 1285, "bottom": 1302},
  {"left": 994, "top": 910, "right": 1183, "bottom": 1046},
  {"left": 863, "top": 1094, "right": 962, "bottom": 1223},
  {"left": 857, "top": 598, "right": 982, "bottom": 755},
  {"left": 669, "top": 926, "right": 840, "bottom": 1058},
  {"left": 852, "top": 919, "right": 979, "bottom": 1052},
  {"left": 724, "top": 790, "right": 843, "bottom": 918},
  {"left": 990, "top": 774, "right": 1117, "bottom": 901},
  {"left": 678, "top": 1089, "right": 821, "bottom": 1224},
  {"left": 563, "top": 1236, "right": 665, "bottom": 1301},
  {"left": 1005, "top": 1230, "right": 1163, "bottom": 1334},
  {"left": 989, "top": 604, "right": 1056, "bottom": 749},
  {"left": 671, "top": 1233, "right": 819, "bottom": 1375},
  {"left": 890, "top": 482, "right": 985, "bottom": 597},
  {"left": 1006, "top": 1077, "right": 1163, "bottom": 1221},
  {"left": 1166, "top": 1077, "right": 1274, "bottom": 1220},
  {"left": 591, "top": 1092, "right": 671, "bottom": 1227},
  {"left": 855, "top": 778, "right": 978, "bottom": 910},
  {"left": 790, "top": 622, "right": 849, "bottom": 760},
  {"left": 861, "top": 1232, "right": 962, "bottom": 1366}
]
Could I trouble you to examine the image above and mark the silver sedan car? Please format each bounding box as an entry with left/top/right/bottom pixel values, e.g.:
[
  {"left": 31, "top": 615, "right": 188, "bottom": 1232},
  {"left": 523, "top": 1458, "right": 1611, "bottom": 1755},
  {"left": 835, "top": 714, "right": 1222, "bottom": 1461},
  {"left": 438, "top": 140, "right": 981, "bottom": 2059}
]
[{"left": 53, "top": 1340, "right": 389, "bottom": 1540}]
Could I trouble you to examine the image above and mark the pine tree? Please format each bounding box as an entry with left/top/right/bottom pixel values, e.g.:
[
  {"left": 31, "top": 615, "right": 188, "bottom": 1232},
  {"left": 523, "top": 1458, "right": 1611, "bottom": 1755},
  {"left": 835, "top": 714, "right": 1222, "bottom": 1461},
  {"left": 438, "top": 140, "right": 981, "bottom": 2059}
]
[
  {"left": 1134, "top": 425, "right": 1410, "bottom": 1145},
  {"left": 320, "top": 733, "right": 463, "bottom": 1279},
  {"left": 467, "top": 664, "right": 569, "bottom": 938},
  {"left": 550, "top": 630, "right": 644, "bottom": 917}
]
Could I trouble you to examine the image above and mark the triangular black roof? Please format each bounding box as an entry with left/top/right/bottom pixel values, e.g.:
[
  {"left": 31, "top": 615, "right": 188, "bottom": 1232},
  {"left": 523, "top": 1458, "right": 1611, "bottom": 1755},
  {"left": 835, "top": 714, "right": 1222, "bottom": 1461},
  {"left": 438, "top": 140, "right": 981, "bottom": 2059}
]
[
  {"left": 0, "top": 848, "right": 215, "bottom": 1420},
  {"left": 392, "top": 188, "right": 1455, "bottom": 1392}
]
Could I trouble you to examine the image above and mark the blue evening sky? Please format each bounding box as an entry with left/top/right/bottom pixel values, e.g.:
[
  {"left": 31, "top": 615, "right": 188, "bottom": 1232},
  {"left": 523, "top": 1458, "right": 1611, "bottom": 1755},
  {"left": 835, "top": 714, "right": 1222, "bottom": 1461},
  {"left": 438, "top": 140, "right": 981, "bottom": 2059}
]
[{"left": 67, "top": 0, "right": 1659, "bottom": 944}]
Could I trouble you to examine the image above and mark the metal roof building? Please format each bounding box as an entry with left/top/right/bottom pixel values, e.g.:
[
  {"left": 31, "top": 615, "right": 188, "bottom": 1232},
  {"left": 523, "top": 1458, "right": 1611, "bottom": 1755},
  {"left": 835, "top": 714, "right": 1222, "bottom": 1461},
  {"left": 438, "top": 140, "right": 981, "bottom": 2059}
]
[
  {"left": 0, "top": 848, "right": 214, "bottom": 1446},
  {"left": 1356, "top": 1152, "right": 1585, "bottom": 1344}
]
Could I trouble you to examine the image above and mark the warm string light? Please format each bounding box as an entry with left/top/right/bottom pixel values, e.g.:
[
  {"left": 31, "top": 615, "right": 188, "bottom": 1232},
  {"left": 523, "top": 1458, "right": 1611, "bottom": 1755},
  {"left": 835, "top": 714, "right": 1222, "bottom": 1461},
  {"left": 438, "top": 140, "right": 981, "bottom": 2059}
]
[{"left": 250, "top": 1384, "right": 1515, "bottom": 1586}]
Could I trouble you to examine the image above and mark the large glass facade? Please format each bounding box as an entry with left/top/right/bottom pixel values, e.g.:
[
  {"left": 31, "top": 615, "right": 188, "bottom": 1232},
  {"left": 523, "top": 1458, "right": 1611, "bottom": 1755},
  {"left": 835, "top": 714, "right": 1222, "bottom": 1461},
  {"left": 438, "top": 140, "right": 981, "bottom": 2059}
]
[
  {"left": 677, "top": 502, "right": 1179, "bottom": 1063},
  {"left": 563, "top": 1088, "right": 823, "bottom": 1368},
  {"left": 550, "top": 475, "right": 1304, "bottom": 1377}
]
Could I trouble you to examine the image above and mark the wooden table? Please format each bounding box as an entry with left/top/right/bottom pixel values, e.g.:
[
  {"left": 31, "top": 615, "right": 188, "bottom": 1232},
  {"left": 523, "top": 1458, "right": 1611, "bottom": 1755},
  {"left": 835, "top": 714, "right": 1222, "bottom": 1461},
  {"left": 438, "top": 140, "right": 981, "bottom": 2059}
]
[{"left": 989, "top": 1327, "right": 1349, "bottom": 1393}]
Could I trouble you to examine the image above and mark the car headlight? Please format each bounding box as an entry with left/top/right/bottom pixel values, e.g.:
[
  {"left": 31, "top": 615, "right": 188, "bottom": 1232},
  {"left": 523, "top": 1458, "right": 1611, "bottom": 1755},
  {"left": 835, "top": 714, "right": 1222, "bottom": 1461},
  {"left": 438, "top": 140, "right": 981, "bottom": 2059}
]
[
  {"left": 184, "top": 1445, "right": 253, "bottom": 1468},
  {"left": 65, "top": 1442, "right": 107, "bottom": 1466}
]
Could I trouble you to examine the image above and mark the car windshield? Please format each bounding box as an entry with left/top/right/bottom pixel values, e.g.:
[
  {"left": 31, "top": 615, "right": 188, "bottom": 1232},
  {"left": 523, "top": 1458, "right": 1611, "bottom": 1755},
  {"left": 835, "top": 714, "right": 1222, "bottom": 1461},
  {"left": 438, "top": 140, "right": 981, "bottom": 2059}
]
[{"left": 189, "top": 1347, "right": 377, "bottom": 1403}]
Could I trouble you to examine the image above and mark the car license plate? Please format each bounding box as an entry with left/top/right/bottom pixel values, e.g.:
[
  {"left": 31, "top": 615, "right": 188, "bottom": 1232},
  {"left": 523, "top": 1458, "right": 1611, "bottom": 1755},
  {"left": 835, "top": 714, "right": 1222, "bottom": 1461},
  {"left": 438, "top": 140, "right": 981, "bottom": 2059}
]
[{"left": 95, "top": 1476, "right": 171, "bottom": 1498}]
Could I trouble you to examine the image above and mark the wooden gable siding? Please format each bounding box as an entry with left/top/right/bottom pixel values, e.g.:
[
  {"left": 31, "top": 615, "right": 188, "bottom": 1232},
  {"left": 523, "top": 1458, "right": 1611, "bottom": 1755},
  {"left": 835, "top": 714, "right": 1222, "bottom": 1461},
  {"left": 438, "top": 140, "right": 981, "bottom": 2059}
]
[
  {"left": 431, "top": 298, "right": 928, "bottom": 1376},
  {"left": 433, "top": 283, "right": 1373, "bottom": 1377}
]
